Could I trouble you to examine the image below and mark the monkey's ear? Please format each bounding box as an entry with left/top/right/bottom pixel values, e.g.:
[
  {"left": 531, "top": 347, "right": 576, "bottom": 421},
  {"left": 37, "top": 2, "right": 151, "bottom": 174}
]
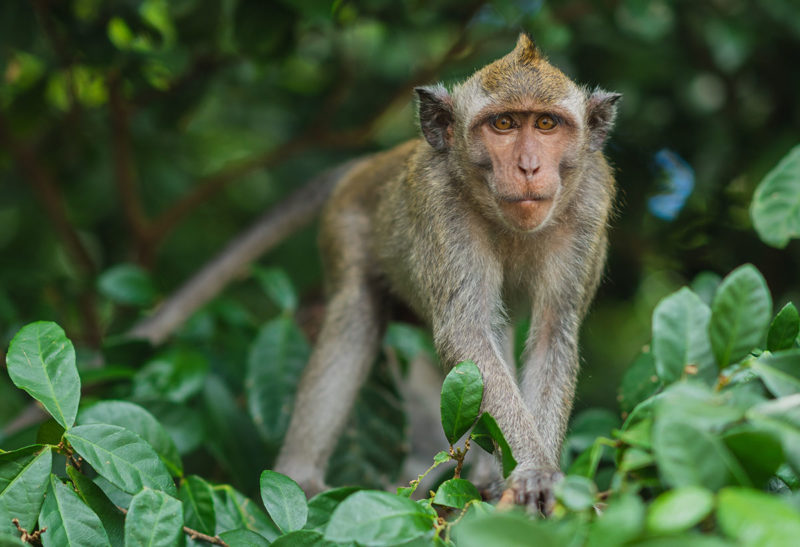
[
  {"left": 586, "top": 89, "right": 622, "bottom": 152},
  {"left": 415, "top": 84, "right": 454, "bottom": 152}
]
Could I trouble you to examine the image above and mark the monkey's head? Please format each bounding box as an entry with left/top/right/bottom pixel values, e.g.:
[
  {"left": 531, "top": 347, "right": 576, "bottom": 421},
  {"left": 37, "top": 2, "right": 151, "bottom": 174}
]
[{"left": 416, "top": 34, "right": 621, "bottom": 233}]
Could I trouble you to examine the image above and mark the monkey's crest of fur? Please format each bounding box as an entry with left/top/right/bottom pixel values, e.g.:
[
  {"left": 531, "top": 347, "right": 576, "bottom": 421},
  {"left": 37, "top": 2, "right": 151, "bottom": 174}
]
[{"left": 474, "top": 33, "right": 573, "bottom": 105}]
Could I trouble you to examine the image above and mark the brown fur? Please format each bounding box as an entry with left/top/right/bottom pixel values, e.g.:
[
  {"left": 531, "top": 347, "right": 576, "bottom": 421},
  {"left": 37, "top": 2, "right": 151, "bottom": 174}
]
[{"left": 275, "top": 35, "right": 620, "bottom": 513}]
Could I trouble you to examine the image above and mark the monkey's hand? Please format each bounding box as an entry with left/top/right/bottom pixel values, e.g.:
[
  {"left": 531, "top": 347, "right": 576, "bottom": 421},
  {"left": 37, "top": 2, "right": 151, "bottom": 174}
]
[{"left": 504, "top": 465, "right": 564, "bottom": 515}]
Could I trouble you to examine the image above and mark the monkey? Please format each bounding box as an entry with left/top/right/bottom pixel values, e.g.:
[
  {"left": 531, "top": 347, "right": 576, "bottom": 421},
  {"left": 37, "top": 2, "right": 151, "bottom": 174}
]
[{"left": 273, "top": 33, "right": 620, "bottom": 513}]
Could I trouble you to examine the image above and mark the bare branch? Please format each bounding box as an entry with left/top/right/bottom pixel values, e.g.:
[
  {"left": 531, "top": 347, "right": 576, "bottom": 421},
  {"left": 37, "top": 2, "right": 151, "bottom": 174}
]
[{"left": 128, "top": 159, "right": 364, "bottom": 344}]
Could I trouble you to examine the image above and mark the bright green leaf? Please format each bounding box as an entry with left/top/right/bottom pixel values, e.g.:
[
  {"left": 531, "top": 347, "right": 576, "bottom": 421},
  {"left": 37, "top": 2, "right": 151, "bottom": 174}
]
[
  {"left": 440, "top": 361, "right": 483, "bottom": 445},
  {"left": 67, "top": 467, "right": 125, "bottom": 547},
  {"left": 39, "top": 474, "right": 110, "bottom": 547},
  {"left": 260, "top": 470, "right": 307, "bottom": 533},
  {"left": 452, "top": 513, "right": 556, "bottom": 547},
  {"left": 471, "top": 413, "right": 516, "bottom": 478},
  {"left": 123, "top": 488, "right": 183, "bottom": 547},
  {"left": 0, "top": 446, "right": 51, "bottom": 537},
  {"left": 325, "top": 491, "right": 435, "bottom": 546},
  {"left": 751, "top": 144, "right": 800, "bottom": 248},
  {"left": 213, "top": 485, "right": 280, "bottom": 540},
  {"left": 768, "top": 303, "right": 800, "bottom": 352},
  {"left": 179, "top": 475, "right": 216, "bottom": 536},
  {"left": 6, "top": 322, "right": 80, "bottom": 429},
  {"left": 218, "top": 529, "right": 271, "bottom": 546},
  {"left": 586, "top": 492, "right": 645, "bottom": 547},
  {"left": 750, "top": 350, "right": 800, "bottom": 397},
  {"left": 651, "top": 288, "right": 716, "bottom": 384},
  {"left": 717, "top": 487, "right": 800, "bottom": 545},
  {"left": 432, "top": 478, "right": 480, "bottom": 509},
  {"left": 65, "top": 424, "right": 176, "bottom": 496},
  {"left": 645, "top": 486, "right": 713, "bottom": 534},
  {"left": 709, "top": 264, "right": 772, "bottom": 367},
  {"left": 78, "top": 400, "right": 182, "bottom": 478}
]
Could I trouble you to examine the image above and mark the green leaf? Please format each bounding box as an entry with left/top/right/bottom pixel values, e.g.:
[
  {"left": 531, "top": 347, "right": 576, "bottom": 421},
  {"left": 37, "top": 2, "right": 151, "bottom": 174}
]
[
  {"left": 67, "top": 467, "right": 125, "bottom": 547},
  {"left": 259, "top": 470, "right": 307, "bottom": 533},
  {"left": 0, "top": 446, "right": 52, "bottom": 537},
  {"left": 132, "top": 349, "right": 208, "bottom": 403},
  {"left": 554, "top": 475, "right": 596, "bottom": 511},
  {"left": 750, "top": 144, "right": 800, "bottom": 248},
  {"left": 213, "top": 485, "right": 280, "bottom": 540},
  {"left": 652, "top": 418, "right": 742, "bottom": 490},
  {"left": 325, "top": 491, "right": 435, "bottom": 546},
  {"left": 97, "top": 264, "right": 157, "bottom": 307},
  {"left": 651, "top": 288, "right": 716, "bottom": 384},
  {"left": 305, "top": 487, "right": 360, "bottom": 532},
  {"left": 218, "top": 529, "right": 271, "bottom": 546},
  {"left": 471, "top": 413, "right": 517, "bottom": 478},
  {"left": 722, "top": 428, "right": 783, "bottom": 487},
  {"left": 691, "top": 271, "right": 722, "bottom": 306},
  {"left": 123, "top": 488, "right": 183, "bottom": 547},
  {"left": 246, "top": 316, "right": 310, "bottom": 444},
  {"left": 618, "top": 352, "right": 661, "bottom": 414},
  {"left": 178, "top": 475, "right": 216, "bottom": 536},
  {"left": 717, "top": 487, "right": 800, "bottom": 545},
  {"left": 39, "top": 474, "right": 111, "bottom": 547},
  {"left": 746, "top": 394, "right": 800, "bottom": 474},
  {"left": 768, "top": 303, "right": 800, "bottom": 352},
  {"left": 5, "top": 321, "right": 81, "bottom": 429},
  {"left": 272, "top": 529, "right": 336, "bottom": 546},
  {"left": 253, "top": 266, "right": 298, "bottom": 312},
  {"left": 440, "top": 361, "right": 483, "bottom": 445},
  {"left": 432, "top": 479, "right": 480, "bottom": 509},
  {"left": 645, "top": 486, "right": 713, "bottom": 534},
  {"left": 750, "top": 349, "right": 800, "bottom": 397},
  {"left": 709, "top": 264, "right": 772, "bottom": 367},
  {"left": 65, "top": 424, "right": 176, "bottom": 496},
  {"left": 78, "top": 400, "right": 183, "bottom": 478},
  {"left": 585, "top": 492, "right": 645, "bottom": 547},
  {"left": 452, "top": 513, "right": 556, "bottom": 547}
]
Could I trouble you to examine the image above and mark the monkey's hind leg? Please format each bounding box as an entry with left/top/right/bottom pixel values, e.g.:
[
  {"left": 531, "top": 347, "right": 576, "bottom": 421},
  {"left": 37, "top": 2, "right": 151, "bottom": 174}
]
[{"left": 274, "top": 277, "right": 386, "bottom": 496}]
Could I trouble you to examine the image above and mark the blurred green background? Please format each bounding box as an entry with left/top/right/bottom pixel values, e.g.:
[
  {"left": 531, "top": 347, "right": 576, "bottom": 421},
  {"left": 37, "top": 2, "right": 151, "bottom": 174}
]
[{"left": 1, "top": 0, "right": 799, "bottom": 493}]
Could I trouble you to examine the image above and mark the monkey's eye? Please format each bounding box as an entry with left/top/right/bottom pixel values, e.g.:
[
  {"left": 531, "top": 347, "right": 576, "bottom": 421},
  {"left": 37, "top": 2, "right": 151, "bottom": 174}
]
[
  {"left": 535, "top": 115, "right": 557, "bottom": 131},
  {"left": 491, "top": 115, "right": 514, "bottom": 131}
]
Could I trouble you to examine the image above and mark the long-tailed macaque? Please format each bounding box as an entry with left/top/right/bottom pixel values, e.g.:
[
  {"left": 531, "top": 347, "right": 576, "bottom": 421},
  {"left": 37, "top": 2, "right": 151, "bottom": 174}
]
[{"left": 274, "top": 34, "right": 620, "bottom": 513}]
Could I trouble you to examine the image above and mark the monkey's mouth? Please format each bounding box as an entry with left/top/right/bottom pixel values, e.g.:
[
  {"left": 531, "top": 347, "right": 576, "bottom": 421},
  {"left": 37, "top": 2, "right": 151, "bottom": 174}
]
[{"left": 499, "top": 194, "right": 552, "bottom": 203}]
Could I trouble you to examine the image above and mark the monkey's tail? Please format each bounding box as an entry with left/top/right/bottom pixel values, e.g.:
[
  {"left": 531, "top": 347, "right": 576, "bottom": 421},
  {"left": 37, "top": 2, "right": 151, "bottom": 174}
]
[{"left": 128, "top": 158, "right": 365, "bottom": 345}]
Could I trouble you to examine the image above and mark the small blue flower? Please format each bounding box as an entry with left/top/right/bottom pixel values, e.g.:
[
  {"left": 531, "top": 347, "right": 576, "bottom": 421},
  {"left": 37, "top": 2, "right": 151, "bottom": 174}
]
[{"left": 648, "top": 148, "right": 695, "bottom": 221}]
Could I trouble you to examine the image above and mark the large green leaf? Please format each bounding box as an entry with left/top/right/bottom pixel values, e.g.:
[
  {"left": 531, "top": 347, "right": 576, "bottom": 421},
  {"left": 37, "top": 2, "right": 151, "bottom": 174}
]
[
  {"left": 246, "top": 316, "right": 310, "bottom": 444},
  {"left": 750, "top": 350, "right": 800, "bottom": 398},
  {"left": 178, "top": 475, "right": 215, "bottom": 536},
  {"left": 651, "top": 288, "right": 716, "bottom": 384},
  {"left": 67, "top": 468, "right": 125, "bottom": 547},
  {"left": 325, "top": 491, "right": 435, "bottom": 546},
  {"left": 0, "top": 446, "right": 51, "bottom": 537},
  {"left": 554, "top": 475, "right": 596, "bottom": 511},
  {"left": 78, "top": 400, "right": 182, "bottom": 478},
  {"left": 709, "top": 265, "right": 772, "bottom": 367},
  {"left": 767, "top": 302, "right": 800, "bottom": 352},
  {"left": 123, "top": 488, "right": 183, "bottom": 547},
  {"left": 471, "top": 413, "right": 516, "bottom": 478},
  {"left": 218, "top": 529, "right": 271, "bottom": 546},
  {"left": 132, "top": 349, "right": 208, "bottom": 403},
  {"left": 65, "top": 424, "right": 176, "bottom": 496},
  {"left": 452, "top": 513, "right": 556, "bottom": 547},
  {"left": 39, "top": 474, "right": 111, "bottom": 547},
  {"left": 259, "top": 470, "right": 307, "bottom": 533},
  {"left": 5, "top": 322, "right": 80, "bottom": 429},
  {"left": 717, "top": 487, "right": 800, "bottom": 545},
  {"left": 750, "top": 144, "right": 800, "bottom": 248},
  {"left": 585, "top": 492, "right": 645, "bottom": 547},
  {"left": 645, "top": 486, "right": 713, "bottom": 534},
  {"left": 440, "top": 360, "right": 483, "bottom": 445},
  {"left": 432, "top": 478, "right": 480, "bottom": 509}
]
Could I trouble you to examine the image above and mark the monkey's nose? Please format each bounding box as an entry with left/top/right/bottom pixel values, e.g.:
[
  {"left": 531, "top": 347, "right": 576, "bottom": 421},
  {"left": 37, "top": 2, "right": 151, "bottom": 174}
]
[{"left": 518, "top": 161, "right": 540, "bottom": 179}]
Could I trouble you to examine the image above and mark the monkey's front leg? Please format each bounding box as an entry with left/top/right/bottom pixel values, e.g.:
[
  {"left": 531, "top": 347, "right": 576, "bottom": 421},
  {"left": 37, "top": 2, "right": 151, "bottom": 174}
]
[{"left": 274, "top": 279, "right": 385, "bottom": 496}]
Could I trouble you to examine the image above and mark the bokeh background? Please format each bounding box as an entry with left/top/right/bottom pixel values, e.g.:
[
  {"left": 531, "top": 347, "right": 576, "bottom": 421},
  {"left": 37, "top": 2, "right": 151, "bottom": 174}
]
[{"left": 2, "top": 0, "right": 799, "bottom": 493}]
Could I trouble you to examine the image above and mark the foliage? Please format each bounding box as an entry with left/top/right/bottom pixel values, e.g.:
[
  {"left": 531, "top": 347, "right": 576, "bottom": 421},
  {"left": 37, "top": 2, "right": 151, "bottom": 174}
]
[{"left": 2, "top": 1, "right": 800, "bottom": 545}]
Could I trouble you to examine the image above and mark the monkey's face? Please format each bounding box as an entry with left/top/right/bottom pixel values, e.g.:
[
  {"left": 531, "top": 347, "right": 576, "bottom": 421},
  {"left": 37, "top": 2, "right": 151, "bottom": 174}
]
[{"left": 470, "top": 105, "right": 580, "bottom": 233}]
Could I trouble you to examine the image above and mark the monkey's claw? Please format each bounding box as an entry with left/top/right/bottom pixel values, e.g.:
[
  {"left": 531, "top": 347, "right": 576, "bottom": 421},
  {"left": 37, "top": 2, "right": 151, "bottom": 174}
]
[{"left": 505, "top": 466, "right": 564, "bottom": 515}]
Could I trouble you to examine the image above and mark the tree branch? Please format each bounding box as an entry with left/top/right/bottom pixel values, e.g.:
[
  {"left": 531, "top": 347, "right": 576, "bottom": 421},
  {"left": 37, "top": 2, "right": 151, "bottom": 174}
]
[{"left": 128, "top": 159, "right": 364, "bottom": 344}]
